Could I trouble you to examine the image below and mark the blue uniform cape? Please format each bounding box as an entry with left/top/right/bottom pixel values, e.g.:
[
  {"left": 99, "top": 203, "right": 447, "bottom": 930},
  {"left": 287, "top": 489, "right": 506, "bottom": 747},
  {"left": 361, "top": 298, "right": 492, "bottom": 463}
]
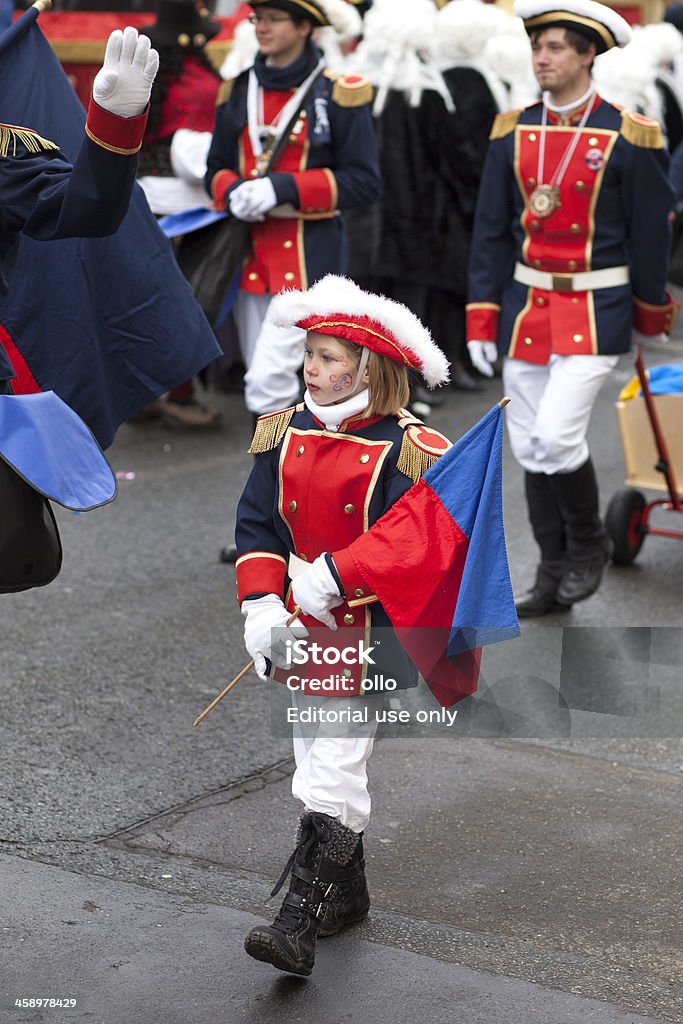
[{"left": 0, "top": 392, "right": 115, "bottom": 510}]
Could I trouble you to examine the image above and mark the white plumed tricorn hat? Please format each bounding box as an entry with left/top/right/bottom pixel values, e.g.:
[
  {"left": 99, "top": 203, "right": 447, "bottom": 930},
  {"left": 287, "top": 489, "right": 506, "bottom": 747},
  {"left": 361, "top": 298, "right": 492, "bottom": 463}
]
[
  {"left": 515, "top": 0, "right": 632, "bottom": 52},
  {"left": 268, "top": 275, "right": 450, "bottom": 388}
]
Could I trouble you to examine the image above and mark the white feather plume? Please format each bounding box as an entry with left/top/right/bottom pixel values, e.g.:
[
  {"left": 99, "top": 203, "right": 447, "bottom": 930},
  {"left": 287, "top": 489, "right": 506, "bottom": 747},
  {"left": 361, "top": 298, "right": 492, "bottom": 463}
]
[{"left": 268, "top": 275, "right": 450, "bottom": 387}]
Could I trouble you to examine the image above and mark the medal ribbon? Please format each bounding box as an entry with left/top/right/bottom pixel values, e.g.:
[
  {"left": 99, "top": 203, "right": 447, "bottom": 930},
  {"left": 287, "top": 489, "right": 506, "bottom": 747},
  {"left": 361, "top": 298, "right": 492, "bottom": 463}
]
[
  {"left": 247, "top": 58, "right": 326, "bottom": 166},
  {"left": 537, "top": 87, "right": 596, "bottom": 192}
]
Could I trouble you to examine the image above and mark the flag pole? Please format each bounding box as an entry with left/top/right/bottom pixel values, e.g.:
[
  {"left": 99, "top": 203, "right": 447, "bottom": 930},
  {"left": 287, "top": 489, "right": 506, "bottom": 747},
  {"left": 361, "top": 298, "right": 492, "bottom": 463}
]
[
  {"left": 193, "top": 606, "right": 302, "bottom": 727},
  {"left": 0, "top": 0, "right": 51, "bottom": 56}
]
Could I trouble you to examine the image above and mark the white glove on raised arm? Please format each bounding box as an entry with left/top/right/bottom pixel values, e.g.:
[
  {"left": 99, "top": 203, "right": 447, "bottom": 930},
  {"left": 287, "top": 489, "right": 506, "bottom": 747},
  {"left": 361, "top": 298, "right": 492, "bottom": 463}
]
[
  {"left": 467, "top": 340, "right": 498, "bottom": 378},
  {"left": 291, "top": 554, "right": 344, "bottom": 631},
  {"left": 229, "top": 179, "right": 277, "bottom": 221},
  {"left": 241, "top": 594, "right": 308, "bottom": 680},
  {"left": 93, "top": 27, "right": 159, "bottom": 119}
]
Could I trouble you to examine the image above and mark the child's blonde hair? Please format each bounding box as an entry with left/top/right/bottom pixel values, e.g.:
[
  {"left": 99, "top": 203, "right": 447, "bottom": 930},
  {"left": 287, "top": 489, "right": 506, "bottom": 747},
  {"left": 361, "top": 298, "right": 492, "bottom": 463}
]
[{"left": 333, "top": 337, "right": 410, "bottom": 417}]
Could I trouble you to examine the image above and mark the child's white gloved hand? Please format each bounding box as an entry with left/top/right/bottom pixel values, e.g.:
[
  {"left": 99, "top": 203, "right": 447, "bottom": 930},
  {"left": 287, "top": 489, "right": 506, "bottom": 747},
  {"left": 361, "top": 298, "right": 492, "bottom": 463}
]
[
  {"left": 291, "top": 554, "right": 343, "bottom": 630},
  {"left": 241, "top": 594, "right": 308, "bottom": 679},
  {"left": 93, "top": 27, "right": 159, "bottom": 119}
]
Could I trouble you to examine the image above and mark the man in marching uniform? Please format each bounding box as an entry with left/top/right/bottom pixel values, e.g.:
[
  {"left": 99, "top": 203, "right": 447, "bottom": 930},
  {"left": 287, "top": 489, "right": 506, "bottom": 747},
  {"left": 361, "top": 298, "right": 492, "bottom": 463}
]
[
  {"left": 205, "top": 0, "right": 380, "bottom": 419},
  {"left": 467, "top": 0, "right": 678, "bottom": 617}
]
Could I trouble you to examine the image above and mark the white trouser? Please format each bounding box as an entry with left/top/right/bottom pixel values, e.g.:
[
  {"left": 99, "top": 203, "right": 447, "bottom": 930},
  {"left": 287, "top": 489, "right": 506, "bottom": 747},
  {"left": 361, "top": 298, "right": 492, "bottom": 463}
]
[
  {"left": 234, "top": 291, "right": 306, "bottom": 415},
  {"left": 502, "top": 353, "right": 619, "bottom": 474},
  {"left": 290, "top": 692, "right": 384, "bottom": 834}
]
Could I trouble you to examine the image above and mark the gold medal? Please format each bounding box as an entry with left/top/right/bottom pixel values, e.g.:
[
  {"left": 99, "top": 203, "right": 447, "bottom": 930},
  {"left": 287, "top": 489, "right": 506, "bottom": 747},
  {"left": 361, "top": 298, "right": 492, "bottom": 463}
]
[{"left": 529, "top": 184, "right": 561, "bottom": 218}]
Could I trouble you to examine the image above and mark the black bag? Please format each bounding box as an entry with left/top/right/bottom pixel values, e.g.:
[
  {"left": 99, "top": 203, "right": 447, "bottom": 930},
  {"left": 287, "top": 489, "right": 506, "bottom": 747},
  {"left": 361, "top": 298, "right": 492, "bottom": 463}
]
[
  {"left": 176, "top": 216, "right": 252, "bottom": 326},
  {"left": 0, "top": 456, "right": 62, "bottom": 594}
]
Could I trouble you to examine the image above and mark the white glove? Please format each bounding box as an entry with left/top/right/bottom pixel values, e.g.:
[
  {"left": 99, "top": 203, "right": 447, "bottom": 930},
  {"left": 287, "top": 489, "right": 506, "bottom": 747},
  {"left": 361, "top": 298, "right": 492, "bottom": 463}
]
[
  {"left": 291, "top": 554, "right": 343, "bottom": 631},
  {"left": 93, "top": 27, "right": 159, "bottom": 119},
  {"left": 242, "top": 594, "right": 308, "bottom": 680},
  {"left": 229, "top": 179, "right": 277, "bottom": 221},
  {"left": 467, "top": 340, "right": 498, "bottom": 378},
  {"left": 631, "top": 328, "right": 668, "bottom": 349}
]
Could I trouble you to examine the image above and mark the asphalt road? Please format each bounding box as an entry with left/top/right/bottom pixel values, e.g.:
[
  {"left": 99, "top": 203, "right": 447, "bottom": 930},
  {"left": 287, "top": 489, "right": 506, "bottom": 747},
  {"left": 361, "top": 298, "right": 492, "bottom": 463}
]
[{"left": 1, "top": 313, "right": 682, "bottom": 1024}]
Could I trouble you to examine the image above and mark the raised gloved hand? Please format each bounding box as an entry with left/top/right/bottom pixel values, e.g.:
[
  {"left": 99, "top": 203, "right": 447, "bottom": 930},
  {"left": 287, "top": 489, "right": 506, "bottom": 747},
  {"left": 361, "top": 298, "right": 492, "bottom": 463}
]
[
  {"left": 242, "top": 594, "right": 308, "bottom": 680},
  {"left": 467, "top": 340, "right": 498, "bottom": 378},
  {"left": 229, "top": 178, "right": 277, "bottom": 221},
  {"left": 631, "top": 328, "right": 669, "bottom": 349},
  {"left": 291, "top": 554, "right": 344, "bottom": 630},
  {"left": 93, "top": 27, "right": 159, "bottom": 119}
]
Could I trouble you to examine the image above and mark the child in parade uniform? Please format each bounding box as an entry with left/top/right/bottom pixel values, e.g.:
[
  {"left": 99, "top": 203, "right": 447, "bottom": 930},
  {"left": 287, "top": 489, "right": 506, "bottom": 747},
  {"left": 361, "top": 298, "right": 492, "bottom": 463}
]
[{"left": 234, "top": 274, "right": 451, "bottom": 976}]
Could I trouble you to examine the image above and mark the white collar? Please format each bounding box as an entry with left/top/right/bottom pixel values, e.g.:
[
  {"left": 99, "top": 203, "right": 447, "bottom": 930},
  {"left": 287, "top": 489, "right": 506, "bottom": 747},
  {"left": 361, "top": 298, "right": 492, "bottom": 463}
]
[{"left": 304, "top": 388, "right": 370, "bottom": 431}]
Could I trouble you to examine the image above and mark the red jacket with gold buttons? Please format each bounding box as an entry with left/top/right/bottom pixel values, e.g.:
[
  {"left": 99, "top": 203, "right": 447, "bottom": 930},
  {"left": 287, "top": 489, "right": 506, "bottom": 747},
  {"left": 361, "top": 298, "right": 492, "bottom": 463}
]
[
  {"left": 466, "top": 97, "right": 678, "bottom": 363},
  {"left": 235, "top": 404, "right": 451, "bottom": 695},
  {"left": 205, "top": 47, "right": 380, "bottom": 296}
]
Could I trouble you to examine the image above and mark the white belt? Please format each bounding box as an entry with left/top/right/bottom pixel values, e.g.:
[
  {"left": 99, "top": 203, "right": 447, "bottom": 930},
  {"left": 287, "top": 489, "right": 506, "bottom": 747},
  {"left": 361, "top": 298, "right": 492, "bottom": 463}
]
[{"left": 514, "top": 262, "right": 629, "bottom": 293}]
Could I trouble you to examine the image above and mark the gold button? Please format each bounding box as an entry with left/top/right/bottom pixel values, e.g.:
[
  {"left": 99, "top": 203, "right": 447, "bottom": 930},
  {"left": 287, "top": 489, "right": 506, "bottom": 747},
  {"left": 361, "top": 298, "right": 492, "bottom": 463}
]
[
  {"left": 359, "top": 454, "right": 370, "bottom": 464},
  {"left": 572, "top": 297, "right": 579, "bottom": 304},
  {"left": 575, "top": 180, "right": 585, "bottom": 192},
  {"left": 573, "top": 333, "right": 584, "bottom": 343},
  {"left": 289, "top": 134, "right": 297, "bottom": 142},
  {"left": 296, "top": 445, "right": 304, "bottom": 457},
  {"left": 529, "top": 132, "right": 537, "bottom": 142},
  {"left": 300, "top": 110, "right": 307, "bottom": 118},
  {"left": 524, "top": 337, "right": 533, "bottom": 346},
  {"left": 354, "top": 588, "right": 364, "bottom": 597},
  {"left": 284, "top": 272, "right": 295, "bottom": 281},
  {"left": 533, "top": 259, "right": 542, "bottom": 268},
  {"left": 344, "top": 613, "right": 355, "bottom": 625},
  {"left": 531, "top": 220, "right": 539, "bottom": 230},
  {"left": 305, "top": 206, "right": 313, "bottom": 213},
  {"left": 289, "top": 500, "right": 297, "bottom": 512},
  {"left": 527, "top": 177, "right": 536, "bottom": 188},
  {"left": 248, "top": 272, "right": 258, "bottom": 281},
  {"left": 588, "top": 136, "right": 598, "bottom": 146},
  {"left": 298, "top": 552, "right": 308, "bottom": 561},
  {"left": 570, "top": 223, "right": 580, "bottom": 234},
  {"left": 344, "top": 503, "right": 355, "bottom": 515},
  {"left": 250, "top": 168, "right": 259, "bottom": 177},
  {"left": 568, "top": 260, "right": 577, "bottom": 270},
  {"left": 536, "top": 296, "right": 546, "bottom": 307},
  {"left": 283, "top": 240, "right": 294, "bottom": 249}
]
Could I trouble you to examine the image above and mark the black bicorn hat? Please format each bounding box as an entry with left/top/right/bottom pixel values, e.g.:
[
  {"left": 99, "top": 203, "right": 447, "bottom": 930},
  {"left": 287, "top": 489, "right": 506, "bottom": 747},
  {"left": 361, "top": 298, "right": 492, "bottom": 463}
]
[{"left": 141, "top": 0, "right": 221, "bottom": 52}]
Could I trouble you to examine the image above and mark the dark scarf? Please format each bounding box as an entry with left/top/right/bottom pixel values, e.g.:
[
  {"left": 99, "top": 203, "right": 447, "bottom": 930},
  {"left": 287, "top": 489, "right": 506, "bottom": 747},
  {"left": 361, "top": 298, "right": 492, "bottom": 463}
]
[{"left": 253, "top": 39, "right": 322, "bottom": 92}]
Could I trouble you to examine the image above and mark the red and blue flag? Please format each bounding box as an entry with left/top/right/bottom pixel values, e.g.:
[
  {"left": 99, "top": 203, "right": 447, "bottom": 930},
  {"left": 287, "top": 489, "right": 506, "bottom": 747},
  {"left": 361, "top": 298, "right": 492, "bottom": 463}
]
[{"left": 336, "top": 403, "right": 520, "bottom": 708}]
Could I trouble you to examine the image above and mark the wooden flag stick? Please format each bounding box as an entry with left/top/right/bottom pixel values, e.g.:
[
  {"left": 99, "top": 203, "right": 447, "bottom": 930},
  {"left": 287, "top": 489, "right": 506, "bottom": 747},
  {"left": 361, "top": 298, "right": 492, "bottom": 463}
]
[
  {"left": 193, "top": 606, "right": 302, "bottom": 727},
  {"left": 498, "top": 396, "right": 511, "bottom": 409}
]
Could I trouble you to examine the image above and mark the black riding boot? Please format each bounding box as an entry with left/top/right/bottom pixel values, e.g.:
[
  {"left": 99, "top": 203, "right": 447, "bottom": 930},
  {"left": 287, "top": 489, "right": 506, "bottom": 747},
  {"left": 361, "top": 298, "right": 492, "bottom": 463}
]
[
  {"left": 244, "top": 812, "right": 367, "bottom": 975},
  {"left": 549, "top": 458, "right": 610, "bottom": 605},
  {"left": 515, "top": 472, "right": 569, "bottom": 617}
]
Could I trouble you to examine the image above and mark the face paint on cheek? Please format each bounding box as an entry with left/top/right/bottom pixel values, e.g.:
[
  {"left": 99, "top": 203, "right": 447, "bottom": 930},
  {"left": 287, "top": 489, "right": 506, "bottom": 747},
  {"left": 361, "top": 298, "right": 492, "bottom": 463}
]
[{"left": 329, "top": 372, "right": 354, "bottom": 393}]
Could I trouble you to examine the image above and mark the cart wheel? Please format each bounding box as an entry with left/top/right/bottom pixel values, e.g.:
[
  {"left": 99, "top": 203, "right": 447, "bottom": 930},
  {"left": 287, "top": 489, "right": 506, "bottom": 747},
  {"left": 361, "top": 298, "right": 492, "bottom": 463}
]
[{"left": 605, "top": 488, "right": 646, "bottom": 565}]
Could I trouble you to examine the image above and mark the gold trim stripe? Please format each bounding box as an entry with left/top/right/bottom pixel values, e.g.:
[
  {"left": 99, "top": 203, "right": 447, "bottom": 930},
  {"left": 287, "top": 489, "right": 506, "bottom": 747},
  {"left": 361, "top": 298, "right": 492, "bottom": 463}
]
[
  {"left": 523, "top": 12, "right": 614, "bottom": 50},
  {"left": 84, "top": 124, "right": 141, "bottom": 156},
  {"left": 235, "top": 552, "right": 287, "bottom": 568},
  {"left": 250, "top": 0, "right": 328, "bottom": 24}
]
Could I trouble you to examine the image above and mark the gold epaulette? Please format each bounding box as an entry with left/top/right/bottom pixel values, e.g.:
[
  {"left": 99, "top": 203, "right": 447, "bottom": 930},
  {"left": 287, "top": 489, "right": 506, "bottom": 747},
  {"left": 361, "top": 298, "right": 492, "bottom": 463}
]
[
  {"left": 396, "top": 416, "right": 452, "bottom": 483},
  {"left": 248, "top": 403, "right": 304, "bottom": 454},
  {"left": 0, "top": 124, "right": 60, "bottom": 159},
  {"left": 620, "top": 110, "right": 664, "bottom": 150},
  {"left": 488, "top": 109, "right": 522, "bottom": 141},
  {"left": 215, "top": 79, "right": 235, "bottom": 107},
  {"left": 325, "top": 70, "right": 373, "bottom": 109}
]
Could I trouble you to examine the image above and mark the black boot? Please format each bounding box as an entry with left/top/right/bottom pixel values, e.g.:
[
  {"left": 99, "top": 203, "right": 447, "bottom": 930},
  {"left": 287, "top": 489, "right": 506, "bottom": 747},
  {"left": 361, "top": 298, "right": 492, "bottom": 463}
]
[
  {"left": 316, "top": 832, "right": 370, "bottom": 938},
  {"left": 244, "top": 813, "right": 366, "bottom": 975},
  {"left": 549, "top": 460, "right": 610, "bottom": 605},
  {"left": 515, "top": 472, "right": 569, "bottom": 617}
]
